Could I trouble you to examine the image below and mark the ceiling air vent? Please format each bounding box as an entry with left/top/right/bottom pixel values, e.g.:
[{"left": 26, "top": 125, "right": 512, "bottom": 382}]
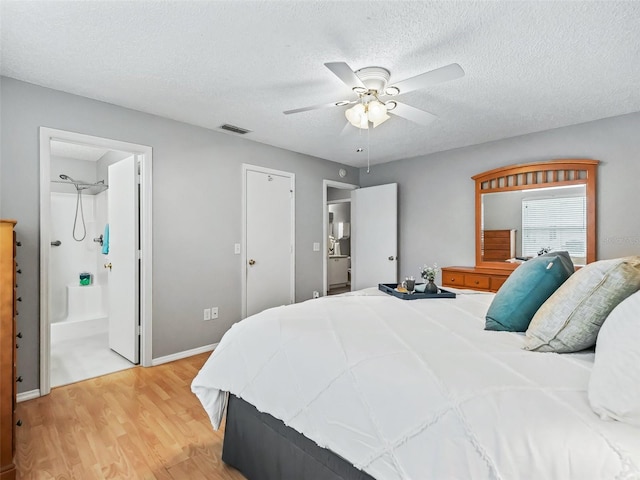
[{"left": 219, "top": 124, "right": 251, "bottom": 135}]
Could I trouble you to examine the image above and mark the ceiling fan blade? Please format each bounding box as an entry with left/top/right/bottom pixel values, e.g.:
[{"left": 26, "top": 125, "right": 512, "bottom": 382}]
[
  {"left": 283, "top": 100, "right": 354, "bottom": 115},
  {"left": 324, "top": 62, "right": 366, "bottom": 90},
  {"left": 388, "top": 102, "right": 438, "bottom": 126},
  {"left": 339, "top": 121, "right": 352, "bottom": 136},
  {"left": 388, "top": 63, "right": 464, "bottom": 95}
]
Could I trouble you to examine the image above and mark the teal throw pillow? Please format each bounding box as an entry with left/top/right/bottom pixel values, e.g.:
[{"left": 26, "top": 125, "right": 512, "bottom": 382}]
[{"left": 485, "top": 251, "right": 574, "bottom": 332}]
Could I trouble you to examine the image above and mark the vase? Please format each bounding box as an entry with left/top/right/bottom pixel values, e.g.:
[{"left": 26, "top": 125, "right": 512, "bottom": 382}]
[{"left": 424, "top": 280, "right": 438, "bottom": 294}]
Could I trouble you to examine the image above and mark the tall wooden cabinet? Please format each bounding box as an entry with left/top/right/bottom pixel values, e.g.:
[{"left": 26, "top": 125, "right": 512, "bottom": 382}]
[
  {"left": 1, "top": 220, "right": 18, "bottom": 480},
  {"left": 482, "top": 229, "right": 516, "bottom": 262}
]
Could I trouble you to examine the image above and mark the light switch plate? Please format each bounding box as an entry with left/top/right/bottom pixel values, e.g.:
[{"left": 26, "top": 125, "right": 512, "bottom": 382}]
[{"left": 313, "top": 242, "right": 320, "bottom": 251}]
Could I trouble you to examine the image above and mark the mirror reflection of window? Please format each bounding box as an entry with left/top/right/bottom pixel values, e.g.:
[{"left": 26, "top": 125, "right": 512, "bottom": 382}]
[
  {"left": 522, "top": 193, "right": 586, "bottom": 265},
  {"left": 482, "top": 185, "right": 586, "bottom": 265}
]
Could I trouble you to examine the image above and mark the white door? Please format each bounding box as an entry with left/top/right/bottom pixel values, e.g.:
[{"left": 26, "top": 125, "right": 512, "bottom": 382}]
[
  {"left": 244, "top": 166, "right": 295, "bottom": 318},
  {"left": 351, "top": 183, "right": 398, "bottom": 289},
  {"left": 107, "top": 155, "right": 139, "bottom": 363}
]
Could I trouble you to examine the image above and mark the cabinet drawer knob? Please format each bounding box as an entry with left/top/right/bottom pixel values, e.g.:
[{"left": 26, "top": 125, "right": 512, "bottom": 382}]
[
  {"left": 17, "top": 376, "right": 23, "bottom": 382},
  {"left": 16, "top": 420, "right": 22, "bottom": 427}
]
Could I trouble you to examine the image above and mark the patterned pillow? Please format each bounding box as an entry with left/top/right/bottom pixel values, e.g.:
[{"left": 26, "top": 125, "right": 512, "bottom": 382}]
[
  {"left": 485, "top": 251, "right": 574, "bottom": 332},
  {"left": 524, "top": 256, "right": 640, "bottom": 353},
  {"left": 588, "top": 291, "right": 640, "bottom": 426}
]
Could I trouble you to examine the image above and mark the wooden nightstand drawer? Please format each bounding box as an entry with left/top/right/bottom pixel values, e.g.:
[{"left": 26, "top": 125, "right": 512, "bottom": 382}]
[
  {"left": 442, "top": 266, "right": 515, "bottom": 293},
  {"left": 464, "top": 274, "right": 490, "bottom": 289},
  {"left": 443, "top": 272, "right": 465, "bottom": 286},
  {"left": 490, "top": 276, "right": 508, "bottom": 291}
]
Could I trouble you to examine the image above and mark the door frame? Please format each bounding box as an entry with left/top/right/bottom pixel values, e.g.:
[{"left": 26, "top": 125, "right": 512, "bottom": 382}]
[
  {"left": 241, "top": 164, "right": 295, "bottom": 319},
  {"left": 39, "top": 127, "right": 153, "bottom": 396},
  {"left": 323, "top": 180, "right": 358, "bottom": 296}
]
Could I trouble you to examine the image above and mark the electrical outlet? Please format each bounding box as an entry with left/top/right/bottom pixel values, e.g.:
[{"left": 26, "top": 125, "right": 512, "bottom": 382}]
[
  {"left": 313, "top": 291, "right": 320, "bottom": 299},
  {"left": 211, "top": 307, "right": 219, "bottom": 319},
  {"left": 203, "top": 308, "right": 211, "bottom": 321}
]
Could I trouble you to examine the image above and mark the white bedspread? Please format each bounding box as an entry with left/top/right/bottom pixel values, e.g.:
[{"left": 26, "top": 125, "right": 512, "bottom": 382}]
[{"left": 192, "top": 288, "right": 640, "bottom": 480}]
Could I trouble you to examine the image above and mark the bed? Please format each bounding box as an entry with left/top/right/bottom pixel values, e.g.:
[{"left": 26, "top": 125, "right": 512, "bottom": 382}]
[{"left": 192, "top": 286, "right": 640, "bottom": 480}]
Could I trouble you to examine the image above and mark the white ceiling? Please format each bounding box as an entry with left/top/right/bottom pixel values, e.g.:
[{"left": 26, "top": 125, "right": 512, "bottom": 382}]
[{"left": 2, "top": 1, "right": 639, "bottom": 168}]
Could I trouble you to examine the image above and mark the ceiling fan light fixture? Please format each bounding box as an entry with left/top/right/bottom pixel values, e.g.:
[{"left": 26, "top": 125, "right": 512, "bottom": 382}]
[
  {"left": 372, "top": 113, "right": 390, "bottom": 128},
  {"left": 345, "top": 103, "right": 369, "bottom": 129},
  {"left": 385, "top": 86, "right": 400, "bottom": 96},
  {"left": 352, "top": 86, "right": 367, "bottom": 94},
  {"left": 385, "top": 100, "right": 398, "bottom": 111},
  {"left": 335, "top": 100, "right": 350, "bottom": 106},
  {"left": 366, "top": 100, "right": 388, "bottom": 123}
]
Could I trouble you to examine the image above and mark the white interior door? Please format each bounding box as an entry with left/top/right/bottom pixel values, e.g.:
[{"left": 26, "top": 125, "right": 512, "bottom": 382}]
[
  {"left": 244, "top": 167, "right": 294, "bottom": 318},
  {"left": 107, "top": 155, "right": 139, "bottom": 363},
  {"left": 351, "top": 183, "right": 398, "bottom": 289}
]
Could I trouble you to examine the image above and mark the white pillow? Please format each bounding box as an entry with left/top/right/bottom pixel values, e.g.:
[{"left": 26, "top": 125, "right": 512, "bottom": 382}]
[{"left": 588, "top": 290, "right": 640, "bottom": 426}]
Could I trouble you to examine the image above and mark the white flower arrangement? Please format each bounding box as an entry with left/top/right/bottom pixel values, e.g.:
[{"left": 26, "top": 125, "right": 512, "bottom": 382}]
[{"left": 420, "top": 263, "right": 439, "bottom": 282}]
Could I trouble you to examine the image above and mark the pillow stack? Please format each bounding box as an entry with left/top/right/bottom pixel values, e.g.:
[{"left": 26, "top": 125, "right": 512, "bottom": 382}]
[
  {"left": 485, "top": 254, "right": 640, "bottom": 428},
  {"left": 524, "top": 256, "right": 640, "bottom": 352}
]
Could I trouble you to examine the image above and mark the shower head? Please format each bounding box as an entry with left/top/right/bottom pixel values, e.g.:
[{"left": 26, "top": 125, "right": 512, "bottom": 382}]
[{"left": 59, "top": 174, "right": 91, "bottom": 191}]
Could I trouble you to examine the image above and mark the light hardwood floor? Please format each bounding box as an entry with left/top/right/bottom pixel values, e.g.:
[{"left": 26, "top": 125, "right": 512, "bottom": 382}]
[{"left": 15, "top": 353, "right": 246, "bottom": 480}]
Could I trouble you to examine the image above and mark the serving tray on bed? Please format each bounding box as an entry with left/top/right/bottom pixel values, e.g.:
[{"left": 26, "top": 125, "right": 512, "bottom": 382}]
[{"left": 378, "top": 283, "right": 457, "bottom": 300}]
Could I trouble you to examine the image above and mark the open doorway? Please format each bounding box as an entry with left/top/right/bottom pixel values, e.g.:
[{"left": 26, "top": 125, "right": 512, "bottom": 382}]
[
  {"left": 39, "top": 128, "right": 153, "bottom": 396},
  {"left": 323, "top": 180, "right": 358, "bottom": 296}
]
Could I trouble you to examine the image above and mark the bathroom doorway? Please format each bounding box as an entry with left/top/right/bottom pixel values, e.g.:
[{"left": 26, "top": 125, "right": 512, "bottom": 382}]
[
  {"left": 323, "top": 180, "right": 358, "bottom": 296},
  {"left": 39, "top": 128, "right": 153, "bottom": 395}
]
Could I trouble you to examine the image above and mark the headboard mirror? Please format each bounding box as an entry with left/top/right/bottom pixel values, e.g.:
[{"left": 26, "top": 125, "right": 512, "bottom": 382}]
[{"left": 473, "top": 159, "right": 598, "bottom": 270}]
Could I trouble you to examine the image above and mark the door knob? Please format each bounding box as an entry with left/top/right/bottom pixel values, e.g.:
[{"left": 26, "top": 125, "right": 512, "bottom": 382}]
[
  {"left": 104, "top": 262, "right": 112, "bottom": 271},
  {"left": 248, "top": 259, "right": 256, "bottom": 266},
  {"left": 388, "top": 256, "right": 396, "bottom": 261}
]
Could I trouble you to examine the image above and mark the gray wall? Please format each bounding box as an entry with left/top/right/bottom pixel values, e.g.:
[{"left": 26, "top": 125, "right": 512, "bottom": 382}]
[
  {"left": 0, "top": 76, "right": 359, "bottom": 393},
  {"left": 359, "top": 112, "right": 640, "bottom": 283}
]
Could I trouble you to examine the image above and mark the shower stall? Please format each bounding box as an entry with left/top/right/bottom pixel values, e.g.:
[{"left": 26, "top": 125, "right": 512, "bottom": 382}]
[{"left": 49, "top": 174, "right": 109, "bottom": 342}]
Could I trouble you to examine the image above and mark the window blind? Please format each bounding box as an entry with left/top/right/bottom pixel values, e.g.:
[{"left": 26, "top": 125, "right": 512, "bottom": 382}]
[{"left": 522, "top": 195, "right": 586, "bottom": 257}]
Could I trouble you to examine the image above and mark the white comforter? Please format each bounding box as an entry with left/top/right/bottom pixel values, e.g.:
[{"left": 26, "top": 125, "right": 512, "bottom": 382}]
[{"left": 192, "top": 288, "right": 640, "bottom": 480}]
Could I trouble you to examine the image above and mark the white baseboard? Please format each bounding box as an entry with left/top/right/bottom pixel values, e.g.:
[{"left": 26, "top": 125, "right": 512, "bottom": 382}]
[
  {"left": 17, "top": 389, "right": 41, "bottom": 403},
  {"left": 15, "top": 347, "right": 217, "bottom": 402},
  {"left": 151, "top": 343, "right": 217, "bottom": 366}
]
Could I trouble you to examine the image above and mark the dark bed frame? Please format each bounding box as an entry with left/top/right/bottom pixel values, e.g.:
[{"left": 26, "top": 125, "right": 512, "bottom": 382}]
[{"left": 223, "top": 394, "right": 376, "bottom": 480}]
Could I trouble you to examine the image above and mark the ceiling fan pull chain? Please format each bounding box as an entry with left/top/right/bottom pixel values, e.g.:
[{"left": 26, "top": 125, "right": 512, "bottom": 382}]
[{"left": 367, "top": 127, "right": 370, "bottom": 174}]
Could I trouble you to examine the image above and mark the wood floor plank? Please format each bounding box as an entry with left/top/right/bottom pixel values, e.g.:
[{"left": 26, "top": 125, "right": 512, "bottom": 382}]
[{"left": 15, "top": 353, "right": 246, "bottom": 480}]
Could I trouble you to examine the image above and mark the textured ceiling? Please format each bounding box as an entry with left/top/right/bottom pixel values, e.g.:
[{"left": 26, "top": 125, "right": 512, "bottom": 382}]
[
  {"left": 50, "top": 141, "right": 109, "bottom": 162},
  {"left": 2, "top": 1, "right": 639, "bottom": 168}
]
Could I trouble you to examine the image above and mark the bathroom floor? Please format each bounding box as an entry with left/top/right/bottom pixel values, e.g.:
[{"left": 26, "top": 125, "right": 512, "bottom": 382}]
[
  {"left": 51, "top": 330, "right": 135, "bottom": 388},
  {"left": 328, "top": 285, "right": 351, "bottom": 295}
]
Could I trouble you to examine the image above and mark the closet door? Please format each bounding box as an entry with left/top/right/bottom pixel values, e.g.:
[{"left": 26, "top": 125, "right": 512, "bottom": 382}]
[{"left": 243, "top": 166, "right": 295, "bottom": 318}]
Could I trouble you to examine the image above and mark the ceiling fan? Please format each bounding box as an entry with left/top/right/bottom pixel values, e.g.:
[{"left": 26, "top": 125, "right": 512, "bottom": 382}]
[{"left": 283, "top": 61, "right": 465, "bottom": 129}]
